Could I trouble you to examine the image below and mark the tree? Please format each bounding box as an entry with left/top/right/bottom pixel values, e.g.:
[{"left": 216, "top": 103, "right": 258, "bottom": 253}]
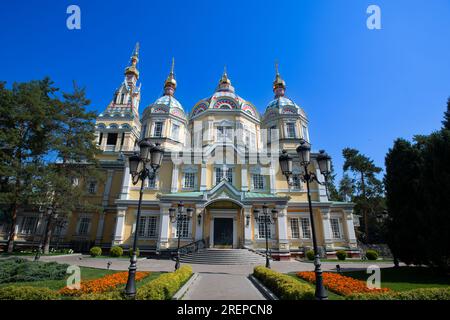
[
  {"left": 32, "top": 83, "right": 101, "bottom": 254},
  {"left": 443, "top": 97, "right": 450, "bottom": 130},
  {"left": 324, "top": 162, "right": 340, "bottom": 201},
  {"left": 0, "top": 79, "right": 60, "bottom": 253},
  {"left": 342, "top": 148, "right": 383, "bottom": 243},
  {"left": 338, "top": 174, "right": 355, "bottom": 202}
]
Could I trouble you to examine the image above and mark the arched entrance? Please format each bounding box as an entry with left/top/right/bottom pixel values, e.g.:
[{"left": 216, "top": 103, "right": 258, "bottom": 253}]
[{"left": 204, "top": 200, "right": 243, "bottom": 249}]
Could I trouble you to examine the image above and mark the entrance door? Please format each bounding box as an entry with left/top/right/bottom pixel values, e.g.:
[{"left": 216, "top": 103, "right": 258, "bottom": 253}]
[{"left": 213, "top": 218, "right": 233, "bottom": 248}]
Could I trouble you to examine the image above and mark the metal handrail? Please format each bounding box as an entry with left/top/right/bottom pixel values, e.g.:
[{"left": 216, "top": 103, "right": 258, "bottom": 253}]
[{"left": 175, "top": 239, "right": 206, "bottom": 257}]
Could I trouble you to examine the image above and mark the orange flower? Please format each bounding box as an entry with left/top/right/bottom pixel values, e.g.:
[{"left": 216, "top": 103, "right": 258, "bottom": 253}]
[
  {"left": 297, "top": 271, "right": 390, "bottom": 296},
  {"left": 60, "top": 271, "right": 150, "bottom": 296}
]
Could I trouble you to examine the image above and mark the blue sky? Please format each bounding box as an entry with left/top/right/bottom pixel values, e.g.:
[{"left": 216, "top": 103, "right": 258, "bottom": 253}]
[{"left": 1, "top": 0, "right": 449, "bottom": 181}]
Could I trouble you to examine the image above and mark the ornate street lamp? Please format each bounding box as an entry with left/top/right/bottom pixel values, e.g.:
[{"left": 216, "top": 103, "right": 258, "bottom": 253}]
[
  {"left": 169, "top": 202, "right": 193, "bottom": 270},
  {"left": 124, "top": 140, "right": 164, "bottom": 299},
  {"left": 279, "top": 139, "right": 331, "bottom": 300},
  {"left": 254, "top": 205, "right": 277, "bottom": 269}
]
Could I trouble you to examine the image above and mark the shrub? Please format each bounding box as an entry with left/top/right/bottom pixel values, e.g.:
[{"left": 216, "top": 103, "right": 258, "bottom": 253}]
[
  {"left": 305, "top": 250, "right": 315, "bottom": 261},
  {"left": 253, "top": 266, "right": 314, "bottom": 300},
  {"left": 365, "top": 250, "right": 379, "bottom": 261},
  {"left": 297, "top": 271, "right": 390, "bottom": 296},
  {"left": 76, "top": 290, "right": 124, "bottom": 300},
  {"left": 136, "top": 265, "right": 193, "bottom": 300},
  {"left": 90, "top": 247, "right": 102, "bottom": 257},
  {"left": 346, "top": 287, "right": 450, "bottom": 300},
  {"left": 110, "top": 246, "right": 123, "bottom": 257},
  {"left": 0, "top": 286, "right": 60, "bottom": 300},
  {"left": 336, "top": 250, "right": 347, "bottom": 261},
  {"left": 0, "top": 258, "right": 69, "bottom": 283},
  {"left": 129, "top": 248, "right": 140, "bottom": 258}
]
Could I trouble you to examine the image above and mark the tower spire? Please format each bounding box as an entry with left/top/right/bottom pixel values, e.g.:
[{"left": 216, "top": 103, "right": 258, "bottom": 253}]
[
  {"left": 125, "top": 42, "right": 140, "bottom": 80},
  {"left": 164, "top": 57, "right": 177, "bottom": 96},
  {"left": 273, "top": 60, "right": 286, "bottom": 98}
]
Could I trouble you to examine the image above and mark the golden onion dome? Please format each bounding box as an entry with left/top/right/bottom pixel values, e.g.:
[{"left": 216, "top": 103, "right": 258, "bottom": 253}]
[{"left": 164, "top": 58, "right": 177, "bottom": 89}]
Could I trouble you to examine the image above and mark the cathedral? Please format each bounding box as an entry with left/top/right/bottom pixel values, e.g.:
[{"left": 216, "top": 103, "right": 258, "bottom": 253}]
[{"left": 2, "top": 44, "right": 358, "bottom": 260}]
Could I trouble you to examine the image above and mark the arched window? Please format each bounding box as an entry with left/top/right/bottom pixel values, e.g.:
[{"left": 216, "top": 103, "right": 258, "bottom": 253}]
[{"left": 120, "top": 93, "right": 125, "bottom": 104}]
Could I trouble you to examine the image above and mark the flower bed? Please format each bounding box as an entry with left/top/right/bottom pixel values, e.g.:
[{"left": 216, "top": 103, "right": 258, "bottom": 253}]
[
  {"left": 59, "top": 271, "right": 149, "bottom": 296},
  {"left": 297, "top": 271, "right": 390, "bottom": 296}
]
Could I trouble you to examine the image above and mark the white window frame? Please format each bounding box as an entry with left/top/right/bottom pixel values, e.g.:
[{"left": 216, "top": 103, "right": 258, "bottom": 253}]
[
  {"left": 300, "top": 217, "right": 312, "bottom": 239},
  {"left": 174, "top": 217, "right": 192, "bottom": 239},
  {"left": 137, "top": 215, "right": 159, "bottom": 239},
  {"left": 302, "top": 124, "right": 309, "bottom": 141},
  {"left": 20, "top": 216, "right": 38, "bottom": 235},
  {"left": 171, "top": 122, "right": 180, "bottom": 141},
  {"left": 214, "top": 165, "right": 234, "bottom": 185},
  {"left": 255, "top": 217, "right": 275, "bottom": 240},
  {"left": 77, "top": 217, "right": 91, "bottom": 236},
  {"left": 153, "top": 121, "right": 163, "bottom": 137},
  {"left": 286, "top": 122, "right": 297, "bottom": 138},
  {"left": 330, "top": 217, "right": 343, "bottom": 239},
  {"left": 290, "top": 218, "right": 300, "bottom": 239},
  {"left": 183, "top": 172, "right": 196, "bottom": 189},
  {"left": 252, "top": 174, "right": 265, "bottom": 191}
]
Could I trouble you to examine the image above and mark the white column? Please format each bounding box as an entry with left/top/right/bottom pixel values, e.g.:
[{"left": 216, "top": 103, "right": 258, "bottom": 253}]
[
  {"left": 315, "top": 167, "right": 329, "bottom": 202},
  {"left": 276, "top": 206, "right": 289, "bottom": 251},
  {"left": 320, "top": 208, "right": 333, "bottom": 249},
  {"left": 241, "top": 165, "right": 248, "bottom": 192},
  {"left": 95, "top": 212, "right": 106, "bottom": 245},
  {"left": 158, "top": 204, "right": 171, "bottom": 250},
  {"left": 195, "top": 205, "right": 205, "bottom": 241},
  {"left": 344, "top": 209, "right": 358, "bottom": 248},
  {"left": 171, "top": 164, "right": 179, "bottom": 193},
  {"left": 243, "top": 206, "right": 253, "bottom": 247},
  {"left": 102, "top": 170, "right": 114, "bottom": 206},
  {"left": 120, "top": 159, "right": 131, "bottom": 200},
  {"left": 112, "top": 207, "right": 127, "bottom": 245},
  {"left": 200, "top": 163, "right": 207, "bottom": 191}
]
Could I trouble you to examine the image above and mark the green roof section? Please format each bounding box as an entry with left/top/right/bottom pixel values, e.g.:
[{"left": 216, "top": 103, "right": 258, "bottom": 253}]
[
  {"left": 160, "top": 192, "right": 204, "bottom": 198},
  {"left": 244, "top": 192, "right": 284, "bottom": 199}
]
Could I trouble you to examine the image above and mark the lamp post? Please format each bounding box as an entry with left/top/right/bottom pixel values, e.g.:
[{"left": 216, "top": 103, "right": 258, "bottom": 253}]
[
  {"left": 169, "top": 202, "right": 193, "bottom": 270},
  {"left": 124, "top": 140, "right": 164, "bottom": 299},
  {"left": 253, "top": 205, "right": 277, "bottom": 269},
  {"left": 279, "top": 139, "right": 331, "bottom": 300}
]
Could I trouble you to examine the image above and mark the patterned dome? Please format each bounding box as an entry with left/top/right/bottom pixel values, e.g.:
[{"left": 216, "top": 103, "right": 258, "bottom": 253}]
[
  {"left": 265, "top": 96, "right": 306, "bottom": 118},
  {"left": 144, "top": 94, "right": 186, "bottom": 120},
  {"left": 190, "top": 70, "right": 259, "bottom": 119}
]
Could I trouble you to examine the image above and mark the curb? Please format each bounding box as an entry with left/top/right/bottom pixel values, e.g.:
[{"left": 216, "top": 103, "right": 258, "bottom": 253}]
[
  {"left": 248, "top": 275, "right": 279, "bottom": 300},
  {"left": 172, "top": 272, "right": 199, "bottom": 300}
]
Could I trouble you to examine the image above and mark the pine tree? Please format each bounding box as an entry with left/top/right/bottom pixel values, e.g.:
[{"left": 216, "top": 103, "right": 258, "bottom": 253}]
[{"left": 443, "top": 97, "right": 450, "bottom": 130}]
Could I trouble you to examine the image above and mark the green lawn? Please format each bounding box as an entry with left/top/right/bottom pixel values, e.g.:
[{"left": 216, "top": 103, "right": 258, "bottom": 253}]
[
  {"left": 342, "top": 267, "right": 450, "bottom": 291},
  {"left": 0, "top": 267, "right": 117, "bottom": 291}
]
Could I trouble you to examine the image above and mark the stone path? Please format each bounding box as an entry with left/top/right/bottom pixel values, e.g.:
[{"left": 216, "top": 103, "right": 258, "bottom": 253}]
[{"left": 182, "top": 273, "right": 266, "bottom": 300}]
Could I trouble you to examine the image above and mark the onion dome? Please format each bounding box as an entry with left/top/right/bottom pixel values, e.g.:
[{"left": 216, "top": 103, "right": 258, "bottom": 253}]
[{"left": 164, "top": 58, "right": 177, "bottom": 95}]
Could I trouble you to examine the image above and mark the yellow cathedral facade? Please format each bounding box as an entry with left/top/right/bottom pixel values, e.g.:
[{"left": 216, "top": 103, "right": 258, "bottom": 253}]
[{"left": 2, "top": 45, "right": 359, "bottom": 260}]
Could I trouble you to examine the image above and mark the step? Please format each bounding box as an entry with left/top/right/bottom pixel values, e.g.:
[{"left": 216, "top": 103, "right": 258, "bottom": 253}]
[{"left": 178, "top": 249, "right": 267, "bottom": 265}]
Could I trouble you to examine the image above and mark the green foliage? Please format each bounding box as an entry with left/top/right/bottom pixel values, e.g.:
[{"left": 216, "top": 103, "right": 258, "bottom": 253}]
[
  {"left": 346, "top": 287, "right": 450, "bottom": 300},
  {"left": 129, "top": 248, "right": 140, "bottom": 258},
  {"left": 110, "top": 246, "right": 123, "bottom": 257},
  {"left": 76, "top": 291, "right": 124, "bottom": 300},
  {"left": 253, "top": 266, "right": 314, "bottom": 300},
  {"left": 306, "top": 250, "right": 315, "bottom": 261},
  {"left": 336, "top": 250, "right": 347, "bottom": 261},
  {"left": 0, "top": 258, "right": 69, "bottom": 283},
  {"left": 385, "top": 126, "right": 450, "bottom": 269},
  {"left": 89, "top": 246, "right": 102, "bottom": 257},
  {"left": 136, "top": 266, "right": 193, "bottom": 300},
  {"left": 443, "top": 97, "right": 450, "bottom": 130},
  {"left": 365, "top": 250, "right": 379, "bottom": 260},
  {"left": 0, "top": 286, "right": 60, "bottom": 300}
]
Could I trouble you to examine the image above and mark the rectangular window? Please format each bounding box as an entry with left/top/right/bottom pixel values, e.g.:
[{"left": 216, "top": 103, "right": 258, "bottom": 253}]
[
  {"left": 217, "top": 126, "right": 232, "bottom": 142},
  {"left": 77, "top": 217, "right": 90, "bottom": 236},
  {"left": 253, "top": 174, "right": 265, "bottom": 190},
  {"left": 98, "top": 132, "right": 103, "bottom": 145},
  {"left": 153, "top": 122, "right": 163, "bottom": 137},
  {"left": 184, "top": 172, "right": 195, "bottom": 189},
  {"left": 292, "top": 175, "right": 301, "bottom": 189},
  {"left": 269, "top": 126, "right": 277, "bottom": 142},
  {"left": 290, "top": 218, "right": 300, "bottom": 239},
  {"left": 106, "top": 133, "right": 118, "bottom": 145},
  {"left": 215, "top": 167, "right": 223, "bottom": 185},
  {"left": 300, "top": 217, "right": 311, "bottom": 239},
  {"left": 20, "top": 216, "right": 38, "bottom": 235},
  {"left": 257, "top": 218, "right": 272, "bottom": 239},
  {"left": 147, "top": 175, "right": 156, "bottom": 188},
  {"left": 88, "top": 181, "right": 97, "bottom": 194},
  {"left": 302, "top": 125, "right": 308, "bottom": 140},
  {"left": 225, "top": 167, "right": 233, "bottom": 184},
  {"left": 330, "top": 218, "right": 342, "bottom": 239},
  {"left": 286, "top": 123, "right": 296, "bottom": 138},
  {"left": 120, "top": 132, "right": 125, "bottom": 147},
  {"left": 138, "top": 216, "right": 158, "bottom": 238},
  {"left": 176, "top": 217, "right": 190, "bottom": 238},
  {"left": 171, "top": 123, "right": 180, "bottom": 141}
]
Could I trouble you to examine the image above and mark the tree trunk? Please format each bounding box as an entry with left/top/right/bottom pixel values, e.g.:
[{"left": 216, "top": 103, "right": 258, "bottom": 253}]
[
  {"left": 43, "top": 214, "right": 53, "bottom": 255},
  {"left": 360, "top": 172, "right": 369, "bottom": 243},
  {"left": 6, "top": 203, "right": 17, "bottom": 253}
]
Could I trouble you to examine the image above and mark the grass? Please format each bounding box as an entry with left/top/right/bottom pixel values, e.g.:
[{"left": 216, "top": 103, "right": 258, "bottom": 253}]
[
  {"left": 1, "top": 252, "right": 74, "bottom": 257},
  {"left": 342, "top": 267, "right": 450, "bottom": 291},
  {"left": 0, "top": 267, "right": 117, "bottom": 291}
]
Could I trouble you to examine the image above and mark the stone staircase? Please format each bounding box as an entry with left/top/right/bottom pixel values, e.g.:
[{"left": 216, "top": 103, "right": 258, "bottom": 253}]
[{"left": 179, "top": 248, "right": 267, "bottom": 265}]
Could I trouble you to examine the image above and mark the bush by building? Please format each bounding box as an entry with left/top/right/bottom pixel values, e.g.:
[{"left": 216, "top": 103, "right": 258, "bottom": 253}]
[
  {"left": 336, "top": 250, "right": 347, "bottom": 261},
  {"left": 365, "top": 250, "right": 379, "bottom": 260},
  {"left": 0, "top": 258, "right": 69, "bottom": 284},
  {"left": 0, "top": 286, "right": 60, "bottom": 300},
  {"left": 89, "top": 247, "right": 102, "bottom": 257},
  {"left": 110, "top": 246, "right": 123, "bottom": 257}
]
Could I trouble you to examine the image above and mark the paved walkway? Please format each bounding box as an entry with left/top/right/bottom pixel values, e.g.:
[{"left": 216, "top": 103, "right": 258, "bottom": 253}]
[{"left": 182, "top": 273, "right": 265, "bottom": 300}]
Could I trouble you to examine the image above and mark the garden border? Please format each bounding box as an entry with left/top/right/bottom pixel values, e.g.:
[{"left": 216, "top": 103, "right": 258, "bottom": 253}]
[
  {"left": 248, "top": 275, "right": 278, "bottom": 300},
  {"left": 172, "top": 272, "right": 199, "bottom": 300}
]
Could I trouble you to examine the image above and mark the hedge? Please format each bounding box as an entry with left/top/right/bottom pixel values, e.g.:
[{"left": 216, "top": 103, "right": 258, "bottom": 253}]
[
  {"left": 336, "top": 250, "right": 347, "bottom": 261},
  {"left": 365, "top": 250, "right": 379, "bottom": 260},
  {"left": 76, "top": 291, "right": 124, "bottom": 300},
  {"left": 110, "top": 246, "right": 123, "bottom": 257},
  {"left": 0, "top": 258, "right": 69, "bottom": 283},
  {"left": 90, "top": 247, "right": 102, "bottom": 257},
  {"left": 136, "top": 266, "right": 193, "bottom": 300},
  {"left": 253, "top": 266, "right": 314, "bottom": 300},
  {"left": 0, "top": 286, "right": 61, "bottom": 300},
  {"left": 346, "top": 287, "right": 450, "bottom": 300}
]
